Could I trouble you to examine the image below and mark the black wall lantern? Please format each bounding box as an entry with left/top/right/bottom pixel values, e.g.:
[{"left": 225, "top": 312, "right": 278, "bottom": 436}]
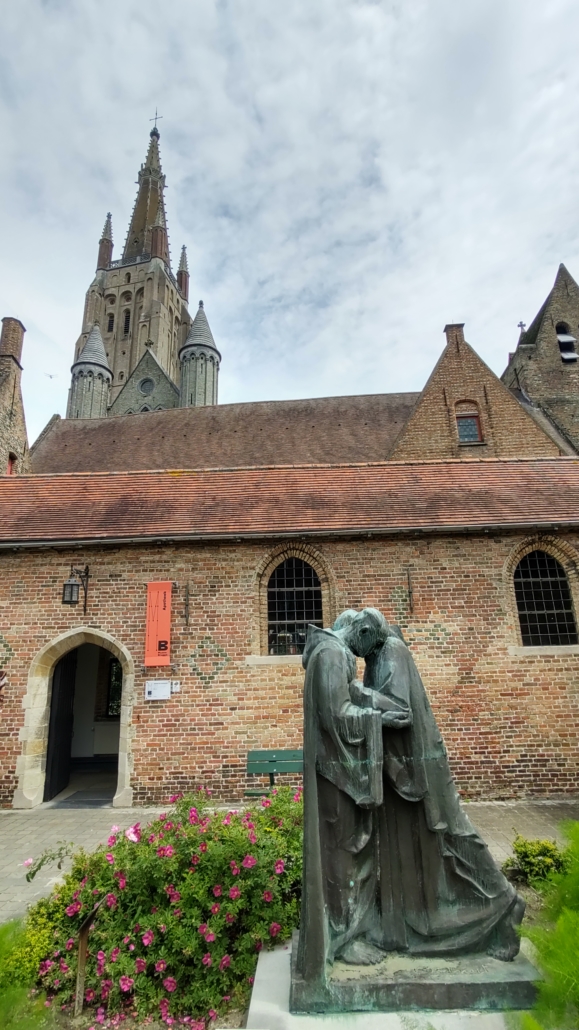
[{"left": 62, "top": 565, "right": 90, "bottom": 614}]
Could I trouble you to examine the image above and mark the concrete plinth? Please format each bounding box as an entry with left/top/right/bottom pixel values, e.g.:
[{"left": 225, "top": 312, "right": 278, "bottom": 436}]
[{"left": 247, "top": 940, "right": 539, "bottom": 1030}]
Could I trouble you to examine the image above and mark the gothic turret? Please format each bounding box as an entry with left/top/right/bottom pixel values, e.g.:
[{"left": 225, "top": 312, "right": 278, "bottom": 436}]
[
  {"left": 97, "top": 213, "right": 113, "bottom": 270},
  {"left": 150, "top": 204, "right": 169, "bottom": 264},
  {"left": 179, "top": 301, "right": 220, "bottom": 407},
  {"left": 67, "top": 322, "right": 112, "bottom": 419}
]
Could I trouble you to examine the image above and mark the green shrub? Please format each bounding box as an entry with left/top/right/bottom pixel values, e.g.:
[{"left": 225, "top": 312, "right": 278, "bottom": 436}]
[
  {"left": 503, "top": 833, "right": 569, "bottom": 884},
  {"left": 524, "top": 821, "right": 579, "bottom": 1029},
  {"left": 0, "top": 922, "right": 55, "bottom": 1029},
  {"left": 27, "top": 786, "right": 303, "bottom": 1027}
]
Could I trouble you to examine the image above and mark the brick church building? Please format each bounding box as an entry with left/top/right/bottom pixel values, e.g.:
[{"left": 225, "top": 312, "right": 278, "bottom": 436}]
[{"left": 1, "top": 127, "right": 579, "bottom": 809}]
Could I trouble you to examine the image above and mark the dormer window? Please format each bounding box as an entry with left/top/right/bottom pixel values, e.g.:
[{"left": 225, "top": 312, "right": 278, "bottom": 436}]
[
  {"left": 556, "top": 322, "right": 578, "bottom": 362},
  {"left": 455, "top": 402, "right": 483, "bottom": 444}
]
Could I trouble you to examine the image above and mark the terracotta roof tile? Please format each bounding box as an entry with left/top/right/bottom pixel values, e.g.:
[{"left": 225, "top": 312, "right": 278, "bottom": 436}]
[
  {"left": 2, "top": 459, "right": 579, "bottom": 545},
  {"left": 30, "top": 393, "right": 421, "bottom": 474}
]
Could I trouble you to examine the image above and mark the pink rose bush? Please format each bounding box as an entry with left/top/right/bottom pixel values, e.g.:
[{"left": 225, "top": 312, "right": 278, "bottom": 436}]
[{"left": 28, "top": 786, "right": 302, "bottom": 1025}]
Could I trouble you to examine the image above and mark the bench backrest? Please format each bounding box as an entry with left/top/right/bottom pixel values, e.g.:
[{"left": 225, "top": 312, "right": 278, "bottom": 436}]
[{"left": 247, "top": 749, "right": 303, "bottom": 774}]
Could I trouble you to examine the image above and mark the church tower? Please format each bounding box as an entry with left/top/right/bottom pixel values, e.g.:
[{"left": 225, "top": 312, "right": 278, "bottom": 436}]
[{"left": 69, "top": 125, "right": 205, "bottom": 418}]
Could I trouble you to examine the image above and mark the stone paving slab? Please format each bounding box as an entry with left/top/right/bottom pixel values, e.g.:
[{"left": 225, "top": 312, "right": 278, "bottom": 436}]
[{"left": 0, "top": 797, "right": 578, "bottom": 925}]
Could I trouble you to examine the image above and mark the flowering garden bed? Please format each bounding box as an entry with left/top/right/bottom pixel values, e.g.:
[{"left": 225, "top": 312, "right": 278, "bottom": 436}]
[{"left": 8, "top": 788, "right": 303, "bottom": 1028}]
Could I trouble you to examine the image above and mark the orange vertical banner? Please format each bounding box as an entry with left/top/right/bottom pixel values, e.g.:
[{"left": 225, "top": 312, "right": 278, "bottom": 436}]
[{"left": 145, "top": 582, "right": 172, "bottom": 666}]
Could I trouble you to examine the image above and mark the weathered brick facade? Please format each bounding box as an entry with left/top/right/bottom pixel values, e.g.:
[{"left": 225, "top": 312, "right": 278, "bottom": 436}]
[
  {"left": 391, "top": 324, "right": 562, "bottom": 461},
  {"left": 0, "top": 318, "right": 29, "bottom": 476},
  {"left": 3, "top": 530, "right": 579, "bottom": 808}
]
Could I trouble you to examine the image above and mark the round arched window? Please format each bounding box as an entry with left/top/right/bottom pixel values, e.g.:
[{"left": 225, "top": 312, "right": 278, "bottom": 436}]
[
  {"left": 139, "top": 378, "right": 155, "bottom": 396},
  {"left": 267, "top": 557, "right": 323, "bottom": 655},
  {"left": 514, "top": 550, "right": 578, "bottom": 646}
]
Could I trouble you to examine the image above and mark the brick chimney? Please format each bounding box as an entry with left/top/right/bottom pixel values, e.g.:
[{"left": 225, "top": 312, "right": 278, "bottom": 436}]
[
  {"left": 444, "top": 323, "right": 465, "bottom": 351},
  {"left": 0, "top": 317, "right": 26, "bottom": 365}
]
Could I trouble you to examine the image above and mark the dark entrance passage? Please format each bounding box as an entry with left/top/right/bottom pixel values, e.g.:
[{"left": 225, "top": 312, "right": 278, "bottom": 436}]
[{"left": 44, "top": 644, "right": 121, "bottom": 805}]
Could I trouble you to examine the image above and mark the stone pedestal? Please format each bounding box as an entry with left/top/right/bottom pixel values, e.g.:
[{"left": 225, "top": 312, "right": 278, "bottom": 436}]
[{"left": 290, "top": 931, "right": 539, "bottom": 1014}]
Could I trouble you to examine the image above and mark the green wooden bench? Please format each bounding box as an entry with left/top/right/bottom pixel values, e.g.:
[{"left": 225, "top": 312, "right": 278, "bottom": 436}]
[{"left": 245, "top": 748, "right": 303, "bottom": 796}]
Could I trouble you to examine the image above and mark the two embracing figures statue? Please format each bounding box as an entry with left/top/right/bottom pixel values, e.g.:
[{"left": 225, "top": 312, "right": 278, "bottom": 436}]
[{"left": 296, "top": 607, "right": 525, "bottom": 989}]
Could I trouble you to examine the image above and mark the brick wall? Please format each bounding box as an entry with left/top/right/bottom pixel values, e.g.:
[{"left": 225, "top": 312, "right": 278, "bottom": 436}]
[
  {"left": 391, "top": 326, "right": 560, "bottom": 461},
  {"left": 0, "top": 318, "right": 29, "bottom": 476},
  {"left": 2, "top": 530, "right": 579, "bottom": 807}
]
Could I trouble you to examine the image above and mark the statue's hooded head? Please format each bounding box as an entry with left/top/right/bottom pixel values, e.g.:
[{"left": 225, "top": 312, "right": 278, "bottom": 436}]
[
  {"left": 332, "top": 609, "right": 358, "bottom": 633},
  {"left": 349, "top": 607, "right": 389, "bottom": 657}
]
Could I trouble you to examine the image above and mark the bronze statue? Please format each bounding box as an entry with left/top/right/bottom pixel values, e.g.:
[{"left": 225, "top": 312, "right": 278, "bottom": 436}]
[{"left": 297, "top": 607, "right": 525, "bottom": 988}]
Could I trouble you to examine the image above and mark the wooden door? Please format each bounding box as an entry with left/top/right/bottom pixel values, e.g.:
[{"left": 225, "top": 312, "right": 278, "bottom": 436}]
[{"left": 43, "top": 649, "right": 78, "bottom": 801}]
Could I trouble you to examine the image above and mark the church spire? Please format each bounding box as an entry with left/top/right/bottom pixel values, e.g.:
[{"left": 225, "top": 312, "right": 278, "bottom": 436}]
[
  {"left": 97, "top": 212, "right": 113, "bottom": 270},
  {"left": 122, "top": 127, "right": 169, "bottom": 266},
  {"left": 177, "top": 245, "right": 189, "bottom": 301}
]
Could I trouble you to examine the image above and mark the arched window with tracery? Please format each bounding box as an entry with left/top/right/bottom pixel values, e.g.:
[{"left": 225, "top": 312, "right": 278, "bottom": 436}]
[
  {"left": 514, "top": 549, "right": 578, "bottom": 646},
  {"left": 267, "top": 557, "right": 323, "bottom": 655}
]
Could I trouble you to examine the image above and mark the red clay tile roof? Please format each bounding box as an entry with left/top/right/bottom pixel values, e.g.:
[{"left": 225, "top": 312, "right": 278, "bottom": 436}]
[
  {"left": 1, "top": 459, "right": 579, "bottom": 545},
  {"left": 30, "top": 393, "right": 421, "bottom": 474}
]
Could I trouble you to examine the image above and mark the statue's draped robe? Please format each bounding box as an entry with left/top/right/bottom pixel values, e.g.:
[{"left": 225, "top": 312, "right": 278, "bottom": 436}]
[
  {"left": 297, "top": 627, "right": 383, "bottom": 979},
  {"left": 364, "top": 634, "right": 520, "bottom": 955}
]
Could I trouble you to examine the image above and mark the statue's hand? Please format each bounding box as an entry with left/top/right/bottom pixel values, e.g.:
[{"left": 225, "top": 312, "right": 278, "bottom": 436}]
[
  {"left": 350, "top": 680, "right": 373, "bottom": 708},
  {"left": 382, "top": 711, "right": 411, "bottom": 728}
]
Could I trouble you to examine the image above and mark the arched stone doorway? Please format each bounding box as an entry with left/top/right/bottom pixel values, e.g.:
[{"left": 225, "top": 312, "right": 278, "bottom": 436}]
[{"left": 13, "top": 628, "right": 135, "bottom": 809}]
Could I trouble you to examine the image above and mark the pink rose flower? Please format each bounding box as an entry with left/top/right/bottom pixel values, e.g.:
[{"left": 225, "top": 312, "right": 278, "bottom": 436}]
[
  {"left": 136, "top": 958, "right": 146, "bottom": 973},
  {"left": 270, "top": 922, "right": 282, "bottom": 937},
  {"left": 117, "top": 873, "right": 127, "bottom": 890},
  {"left": 274, "top": 859, "right": 285, "bottom": 874},
  {"left": 107, "top": 835, "right": 117, "bottom": 846},
  {"left": 229, "top": 886, "right": 241, "bottom": 900},
  {"left": 163, "top": 976, "right": 177, "bottom": 992},
  {"left": 212, "top": 884, "right": 222, "bottom": 897},
  {"left": 261, "top": 797, "right": 271, "bottom": 807},
  {"left": 105, "top": 853, "right": 115, "bottom": 864},
  {"left": 242, "top": 854, "right": 256, "bottom": 869},
  {"left": 263, "top": 890, "right": 273, "bottom": 902},
  {"left": 293, "top": 791, "right": 302, "bottom": 802},
  {"left": 85, "top": 988, "right": 95, "bottom": 1002},
  {"left": 205, "top": 932, "right": 216, "bottom": 943},
  {"left": 155, "top": 959, "right": 167, "bottom": 972},
  {"left": 160, "top": 924, "right": 167, "bottom": 933},
  {"left": 65, "top": 938, "right": 74, "bottom": 950},
  {"left": 110, "top": 947, "right": 120, "bottom": 963},
  {"left": 219, "top": 954, "right": 231, "bottom": 971},
  {"left": 59, "top": 959, "right": 69, "bottom": 972},
  {"left": 248, "top": 830, "right": 257, "bottom": 844},
  {"left": 225, "top": 913, "right": 235, "bottom": 924},
  {"left": 198, "top": 922, "right": 208, "bottom": 935},
  {"left": 169, "top": 793, "right": 183, "bottom": 803},
  {"left": 23, "top": 857, "right": 33, "bottom": 867},
  {"left": 65, "top": 901, "right": 81, "bottom": 917},
  {"left": 125, "top": 823, "right": 141, "bottom": 843},
  {"left": 101, "top": 980, "right": 113, "bottom": 1000},
  {"left": 110, "top": 824, "right": 120, "bottom": 833},
  {"left": 202, "top": 953, "right": 212, "bottom": 966},
  {"left": 222, "top": 814, "right": 231, "bottom": 826},
  {"left": 105, "top": 893, "right": 117, "bottom": 909},
  {"left": 142, "top": 930, "right": 154, "bottom": 946},
  {"left": 208, "top": 1010, "right": 217, "bottom": 1021},
  {"left": 189, "top": 807, "right": 199, "bottom": 825},
  {"left": 211, "top": 903, "right": 220, "bottom": 914},
  {"left": 119, "top": 975, "right": 134, "bottom": 992},
  {"left": 199, "top": 842, "right": 207, "bottom": 853}
]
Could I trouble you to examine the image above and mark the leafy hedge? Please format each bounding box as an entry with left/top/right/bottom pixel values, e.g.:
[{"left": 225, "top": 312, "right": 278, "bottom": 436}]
[
  {"left": 522, "top": 821, "right": 579, "bottom": 1030},
  {"left": 503, "top": 833, "right": 569, "bottom": 885},
  {"left": 22, "top": 787, "right": 303, "bottom": 1028}
]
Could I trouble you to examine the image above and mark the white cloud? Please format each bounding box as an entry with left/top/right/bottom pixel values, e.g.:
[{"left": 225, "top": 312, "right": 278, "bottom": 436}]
[{"left": 1, "top": 0, "right": 578, "bottom": 442}]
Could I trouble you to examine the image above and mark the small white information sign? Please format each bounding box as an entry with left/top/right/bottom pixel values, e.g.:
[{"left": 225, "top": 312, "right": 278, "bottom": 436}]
[{"left": 145, "top": 679, "right": 172, "bottom": 701}]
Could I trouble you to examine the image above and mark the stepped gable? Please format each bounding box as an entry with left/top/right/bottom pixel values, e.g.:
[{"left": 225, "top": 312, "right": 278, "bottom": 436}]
[
  {"left": 3, "top": 458, "right": 579, "bottom": 545},
  {"left": 30, "top": 392, "right": 421, "bottom": 474}
]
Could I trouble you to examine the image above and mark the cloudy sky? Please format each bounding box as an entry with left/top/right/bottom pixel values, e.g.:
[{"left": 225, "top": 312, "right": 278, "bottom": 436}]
[{"left": 1, "top": 0, "right": 578, "bottom": 443}]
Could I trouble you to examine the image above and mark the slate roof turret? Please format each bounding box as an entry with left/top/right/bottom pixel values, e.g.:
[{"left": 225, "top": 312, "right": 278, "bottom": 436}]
[{"left": 72, "top": 322, "right": 111, "bottom": 374}]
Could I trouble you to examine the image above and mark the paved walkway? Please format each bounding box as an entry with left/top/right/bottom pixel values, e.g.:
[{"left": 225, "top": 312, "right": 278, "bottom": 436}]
[{"left": 0, "top": 798, "right": 578, "bottom": 925}]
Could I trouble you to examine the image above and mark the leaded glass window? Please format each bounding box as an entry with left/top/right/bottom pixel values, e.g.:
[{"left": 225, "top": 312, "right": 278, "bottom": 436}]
[
  {"left": 456, "top": 414, "right": 482, "bottom": 443},
  {"left": 267, "top": 558, "right": 323, "bottom": 655},
  {"left": 514, "top": 550, "right": 578, "bottom": 646}
]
